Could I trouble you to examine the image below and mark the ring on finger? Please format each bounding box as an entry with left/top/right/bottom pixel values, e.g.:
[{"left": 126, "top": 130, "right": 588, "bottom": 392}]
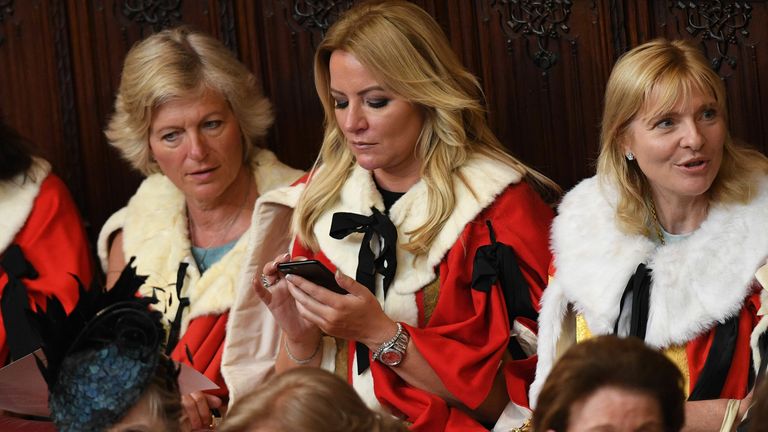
[{"left": 261, "top": 273, "right": 272, "bottom": 289}]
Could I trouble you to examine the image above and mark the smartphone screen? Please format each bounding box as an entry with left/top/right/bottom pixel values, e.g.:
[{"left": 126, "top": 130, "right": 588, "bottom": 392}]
[{"left": 277, "top": 260, "right": 348, "bottom": 294}]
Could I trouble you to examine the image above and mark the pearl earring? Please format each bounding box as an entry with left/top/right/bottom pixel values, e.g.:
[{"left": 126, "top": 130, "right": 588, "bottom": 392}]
[{"left": 626, "top": 152, "right": 635, "bottom": 161}]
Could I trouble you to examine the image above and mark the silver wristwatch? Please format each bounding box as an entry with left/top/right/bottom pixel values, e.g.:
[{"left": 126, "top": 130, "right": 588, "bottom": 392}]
[{"left": 373, "top": 322, "right": 410, "bottom": 367}]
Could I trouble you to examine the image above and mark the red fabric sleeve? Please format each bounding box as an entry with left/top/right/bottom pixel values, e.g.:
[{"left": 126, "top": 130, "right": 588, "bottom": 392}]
[
  {"left": 375, "top": 183, "right": 553, "bottom": 429},
  {"left": 0, "top": 175, "right": 93, "bottom": 365},
  {"left": 171, "top": 313, "right": 229, "bottom": 400}
]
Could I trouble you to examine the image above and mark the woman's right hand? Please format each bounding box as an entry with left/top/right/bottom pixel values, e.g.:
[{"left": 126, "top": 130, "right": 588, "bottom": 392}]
[{"left": 254, "top": 253, "right": 321, "bottom": 344}]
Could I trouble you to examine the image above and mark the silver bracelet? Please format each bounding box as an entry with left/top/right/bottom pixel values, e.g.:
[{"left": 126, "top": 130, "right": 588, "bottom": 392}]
[
  {"left": 284, "top": 336, "right": 321, "bottom": 365},
  {"left": 372, "top": 322, "right": 403, "bottom": 361}
]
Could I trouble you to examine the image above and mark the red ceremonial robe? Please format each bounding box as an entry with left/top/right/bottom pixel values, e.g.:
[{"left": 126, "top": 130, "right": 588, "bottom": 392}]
[
  {"left": 0, "top": 167, "right": 92, "bottom": 366},
  {"left": 531, "top": 176, "right": 768, "bottom": 406},
  {"left": 292, "top": 156, "right": 553, "bottom": 431}
]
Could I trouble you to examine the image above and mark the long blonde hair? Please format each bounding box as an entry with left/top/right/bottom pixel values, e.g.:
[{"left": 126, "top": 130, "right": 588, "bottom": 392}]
[
  {"left": 295, "top": 0, "right": 558, "bottom": 255},
  {"left": 596, "top": 38, "right": 768, "bottom": 236}
]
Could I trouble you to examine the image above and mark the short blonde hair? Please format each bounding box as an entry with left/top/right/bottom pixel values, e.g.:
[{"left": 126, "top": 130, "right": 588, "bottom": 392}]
[
  {"left": 220, "top": 367, "right": 408, "bottom": 432},
  {"left": 106, "top": 27, "right": 273, "bottom": 175},
  {"left": 295, "top": 0, "right": 558, "bottom": 254},
  {"left": 596, "top": 38, "right": 768, "bottom": 236}
]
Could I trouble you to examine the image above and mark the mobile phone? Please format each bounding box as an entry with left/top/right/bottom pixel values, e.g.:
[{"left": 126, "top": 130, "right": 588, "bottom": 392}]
[{"left": 277, "top": 260, "right": 347, "bottom": 294}]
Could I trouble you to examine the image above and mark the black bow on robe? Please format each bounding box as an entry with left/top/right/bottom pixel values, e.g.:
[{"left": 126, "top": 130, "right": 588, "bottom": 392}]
[
  {"left": 471, "top": 221, "right": 538, "bottom": 360},
  {"left": 330, "top": 207, "right": 398, "bottom": 374},
  {"left": 0, "top": 244, "right": 43, "bottom": 361}
]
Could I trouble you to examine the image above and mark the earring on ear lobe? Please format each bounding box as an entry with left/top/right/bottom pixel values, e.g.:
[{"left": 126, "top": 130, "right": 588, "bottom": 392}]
[{"left": 626, "top": 152, "right": 635, "bottom": 161}]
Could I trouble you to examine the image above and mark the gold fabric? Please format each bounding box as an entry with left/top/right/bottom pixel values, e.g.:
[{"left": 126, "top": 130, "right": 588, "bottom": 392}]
[
  {"left": 334, "top": 337, "right": 348, "bottom": 379},
  {"left": 575, "top": 313, "right": 690, "bottom": 397},
  {"left": 422, "top": 277, "right": 441, "bottom": 325}
]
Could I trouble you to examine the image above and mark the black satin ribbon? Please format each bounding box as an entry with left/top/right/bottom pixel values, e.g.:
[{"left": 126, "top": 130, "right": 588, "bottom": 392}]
[
  {"left": 614, "top": 262, "right": 739, "bottom": 401},
  {"left": 0, "top": 244, "right": 42, "bottom": 361},
  {"left": 613, "top": 263, "right": 652, "bottom": 340},
  {"left": 329, "top": 207, "right": 398, "bottom": 374},
  {"left": 165, "top": 262, "right": 190, "bottom": 355},
  {"left": 688, "top": 315, "right": 739, "bottom": 401},
  {"left": 471, "top": 220, "right": 537, "bottom": 359}
]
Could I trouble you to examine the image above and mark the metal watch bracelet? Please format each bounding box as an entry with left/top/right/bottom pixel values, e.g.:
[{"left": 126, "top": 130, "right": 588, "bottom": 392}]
[{"left": 372, "top": 322, "right": 403, "bottom": 361}]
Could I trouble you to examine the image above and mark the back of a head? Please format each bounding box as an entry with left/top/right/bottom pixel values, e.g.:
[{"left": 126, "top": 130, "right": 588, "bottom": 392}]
[
  {"left": 140, "top": 355, "right": 184, "bottom": 432},
  {"left": 220, "top": 367, "right": 407, "bottom": 432},
  {"left": 532, "top": 335, "right": 685, "bottom": 432}
]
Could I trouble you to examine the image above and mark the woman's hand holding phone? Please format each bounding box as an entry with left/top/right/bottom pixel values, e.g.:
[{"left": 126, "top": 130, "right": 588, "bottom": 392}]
[{"left": 255, "top": 254, "right": 320, "bottom": 345}]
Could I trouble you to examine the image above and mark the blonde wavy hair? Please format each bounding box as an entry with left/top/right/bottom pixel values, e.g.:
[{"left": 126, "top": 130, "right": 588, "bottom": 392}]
[
  {"left": 219, "top": 367, "right": 408, "bottom": 432},
  {"left": 105, "top": 27, "right": 273, "bottom": 176},
  {"left": 597, "top": 38, "right": 768, "bottom": 236},
  {"left": 295, "top": 0, "right": 558, "bottom": 255}
]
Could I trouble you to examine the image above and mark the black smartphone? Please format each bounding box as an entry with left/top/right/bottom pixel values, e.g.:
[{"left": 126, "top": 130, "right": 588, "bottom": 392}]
[{"left": 277, "top": 260, "right": 348, "bottom": 294}]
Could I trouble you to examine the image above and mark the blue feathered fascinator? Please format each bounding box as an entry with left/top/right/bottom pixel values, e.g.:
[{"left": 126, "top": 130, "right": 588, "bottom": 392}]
[{"left": 31, "top": 259, "right": 171, "bottom": 432}]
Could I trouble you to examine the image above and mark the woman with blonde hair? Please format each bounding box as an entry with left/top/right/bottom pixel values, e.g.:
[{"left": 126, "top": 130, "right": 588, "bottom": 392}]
[
  {"left": 220, "top": 367, "right": 407, "bottom": 432},
  {"left": 244, "top": 1, "right": 558, "bottom": 430},
  {"left": 530, "top": 38, "right": 768, "bottom": 431},
  {"left": 98, "top": 27, "right": 303, "bottom": 429}
]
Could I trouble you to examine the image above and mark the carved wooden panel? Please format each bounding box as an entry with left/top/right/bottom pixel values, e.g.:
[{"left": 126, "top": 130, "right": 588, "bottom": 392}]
[
  {"left": 0, "top": 1, "right": 84, "bottom": 208},
  {"left": 1, "top": 0, "right": 767, "bottom": 248},
  {"left": 646, "top": 1, "right": 768, "bottom": 155}
]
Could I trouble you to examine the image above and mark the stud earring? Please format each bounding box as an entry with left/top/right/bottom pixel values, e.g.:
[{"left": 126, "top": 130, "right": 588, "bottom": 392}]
[{"left": 625, "top": 152, "right": 635, "bottom": 161}]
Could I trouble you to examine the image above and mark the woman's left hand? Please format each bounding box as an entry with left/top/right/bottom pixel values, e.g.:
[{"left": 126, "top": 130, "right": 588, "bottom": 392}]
[{"left": 284, "top": 271, "right": 398, "bottom": 349}]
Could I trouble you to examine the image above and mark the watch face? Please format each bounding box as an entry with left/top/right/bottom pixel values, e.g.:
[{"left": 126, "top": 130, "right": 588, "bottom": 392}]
[{"left": 380, "top": 349, "right": 403, "bottom": 366}]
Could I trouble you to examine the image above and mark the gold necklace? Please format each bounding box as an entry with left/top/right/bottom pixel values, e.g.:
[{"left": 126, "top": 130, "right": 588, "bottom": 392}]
[{"left": 648, "top": 199, "right": 666, "bottom": 246}]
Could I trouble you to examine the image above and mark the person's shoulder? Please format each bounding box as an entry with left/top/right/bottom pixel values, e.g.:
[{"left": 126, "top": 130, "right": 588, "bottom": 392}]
[
  {"left": 34, "top": 173, "right": 78, "bottom": 212},
  {"left": 484, "top": 180, "right": 554, "bottom": 221}
]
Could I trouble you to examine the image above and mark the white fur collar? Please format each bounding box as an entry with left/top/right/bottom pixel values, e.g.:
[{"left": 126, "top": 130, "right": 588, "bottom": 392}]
[
  {"left": 0, "top": 158, "right": 51, "bottom": 254},
  {"left": 97, "top": 149, "right": 303, "bottom": 331},
  {"left": 315, "top": 155, "right": 522, "bottom": 297},
  {"left": 531, "top": 176, "right": 768, "bottom": 406},
  {"left": 312, "top": 155, "right": 522, "bottom": 407},
  {"left": 549, "top": 176, "right": 768, "bottom": 347}
]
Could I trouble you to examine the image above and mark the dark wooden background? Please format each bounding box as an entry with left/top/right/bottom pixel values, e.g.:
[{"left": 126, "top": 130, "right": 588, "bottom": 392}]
[{"left": 1, "top": 0, "right": 766, "bottom": 247}]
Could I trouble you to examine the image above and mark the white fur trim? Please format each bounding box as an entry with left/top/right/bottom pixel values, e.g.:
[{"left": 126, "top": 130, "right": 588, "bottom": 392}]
[
  {"left": 533, "top": 176, "right": 768, "bottom": 404},
  {"left": 97, "top": 149, "right": 303, "bottom": 332},
  {"left": 529, "top": 277, "right": 572, "bottom": 406},
  {"left": 352, "top": 357, "right": 381, "bottom": 412},
  {"left": 97, "top": 207, "right": 127, "bottom": 271},
  {"left": 0, "top": 158, "right": 50, "bottom": 253},
  {"left": 311, "top": 155, "right": 522, "bottom": 402}
]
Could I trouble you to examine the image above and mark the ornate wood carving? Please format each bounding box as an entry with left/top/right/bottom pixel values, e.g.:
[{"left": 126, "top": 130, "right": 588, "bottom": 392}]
[
  {"left": 287, "top": 0, "right": 352, "bottom": 35},
  {"left": 0, "top": 0, "right": 14, "bottom": 46},
  {"left": 670, "top": 0, "right": 753, "bottom": 72},
  {"left": 121, "top": 0, "right": 182, "bottom": 31},
  {"left": 0, "top": 0, "right": 13, "bottom": 22},
  {"left": 490, "top": 0, "right": 574, "bottom": 71}
]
